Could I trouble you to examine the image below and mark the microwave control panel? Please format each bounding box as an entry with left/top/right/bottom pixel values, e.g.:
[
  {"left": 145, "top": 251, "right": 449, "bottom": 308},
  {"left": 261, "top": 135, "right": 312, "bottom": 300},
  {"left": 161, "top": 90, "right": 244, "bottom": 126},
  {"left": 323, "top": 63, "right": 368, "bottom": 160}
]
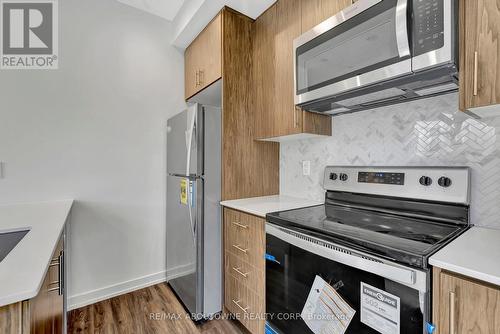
[{"left": 413, "top": 0, "right": 445, "bottom": 56}]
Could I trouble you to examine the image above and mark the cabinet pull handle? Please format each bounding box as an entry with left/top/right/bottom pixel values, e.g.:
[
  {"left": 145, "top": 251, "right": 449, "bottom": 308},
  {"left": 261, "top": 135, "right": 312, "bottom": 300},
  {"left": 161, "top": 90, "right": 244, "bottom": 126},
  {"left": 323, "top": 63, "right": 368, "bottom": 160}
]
[
  {"left": 199, "top": 70, "right": 205, "bottom": 86},
  {"left": 449, "top": 291, "right": 456, "bottom": 334},
  {"left": 58, "top": 252, "right": 64, "bottom": 296},
  {"left": 231, "top": 221, "right": 248, "bottom": 229},
  {"left": 473, "top": 51, "right": 478, "bottom": 96},
  {"left": 195, "top": 70, "right": 199, "bottom": 86},
  {"left": 232, "top": 244, "right": 248, "bottom": 254},
  {"left": 49, "top": 262, "right": 60, "bottom": 267},
  {"left": 232, "top": 267, "right": 249, "bottom": 278},
  {"left": 293, "top": 107, "right": 296, "bottom": 128},
  {"left": 232, "top": 299, "right": 249, "bottom": 313}
]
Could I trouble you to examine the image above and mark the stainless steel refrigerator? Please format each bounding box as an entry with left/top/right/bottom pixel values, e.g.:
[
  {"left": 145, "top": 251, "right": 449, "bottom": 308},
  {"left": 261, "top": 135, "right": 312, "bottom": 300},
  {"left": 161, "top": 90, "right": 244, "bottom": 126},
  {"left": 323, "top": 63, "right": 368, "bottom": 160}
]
[{"left": 167, "top": 103, "right": 222, "bottom": 319}]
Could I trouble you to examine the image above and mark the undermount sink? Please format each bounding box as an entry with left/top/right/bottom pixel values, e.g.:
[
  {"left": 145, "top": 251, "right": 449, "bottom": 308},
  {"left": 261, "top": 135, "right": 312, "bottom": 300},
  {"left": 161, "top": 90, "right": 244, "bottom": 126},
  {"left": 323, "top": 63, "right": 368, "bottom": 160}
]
[{"left": 0, "top": 229, "right": 29, "bottom": 262}]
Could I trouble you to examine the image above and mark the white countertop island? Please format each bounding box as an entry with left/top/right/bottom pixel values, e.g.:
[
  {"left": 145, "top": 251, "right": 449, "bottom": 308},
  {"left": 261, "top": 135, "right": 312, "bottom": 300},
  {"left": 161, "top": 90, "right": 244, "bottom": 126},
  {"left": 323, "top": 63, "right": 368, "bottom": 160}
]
[
  {"left": 0, "top": 200, "right": 73, "bottom": 307},
  {"left": 220, "top": 195, "right": 322, "bottom": 218},
  {"left": 429, "top": 226, "right": 500, "bottom": 286}
]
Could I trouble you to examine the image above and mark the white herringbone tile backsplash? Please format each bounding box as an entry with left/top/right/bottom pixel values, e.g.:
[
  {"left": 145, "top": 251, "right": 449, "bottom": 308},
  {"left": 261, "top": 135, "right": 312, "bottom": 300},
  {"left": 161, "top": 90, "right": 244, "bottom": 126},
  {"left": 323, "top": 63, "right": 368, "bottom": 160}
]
[{"left": 280, "top": 93, "right": 500, "bottom": 228}]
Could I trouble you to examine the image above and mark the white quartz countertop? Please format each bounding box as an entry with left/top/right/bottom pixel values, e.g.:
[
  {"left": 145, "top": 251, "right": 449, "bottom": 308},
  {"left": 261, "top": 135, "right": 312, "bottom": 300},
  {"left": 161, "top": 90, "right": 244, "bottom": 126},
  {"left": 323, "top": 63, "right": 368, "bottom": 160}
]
[
  {"left": 429, "top": 227, "right": 500, "bottom": 286},
  {"left": 220, "top": 195, "right": 322, "bottom": 218},
  {"left": 0, "top": 200, "right": 73, "bottom": 307}
]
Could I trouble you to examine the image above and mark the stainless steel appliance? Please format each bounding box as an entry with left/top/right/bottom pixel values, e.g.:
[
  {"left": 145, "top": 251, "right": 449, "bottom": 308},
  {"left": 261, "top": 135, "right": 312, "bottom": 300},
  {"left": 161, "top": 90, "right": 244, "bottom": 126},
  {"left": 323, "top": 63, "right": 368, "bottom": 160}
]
[
  {"left": 294, "top": 0, "right": 458, "bottom": 115},
  {"left": 265, "top": 166, "right": 470, "bottom": 334},
  {"left": 167, "top": 103, "right": 222, "bottom": 319}
]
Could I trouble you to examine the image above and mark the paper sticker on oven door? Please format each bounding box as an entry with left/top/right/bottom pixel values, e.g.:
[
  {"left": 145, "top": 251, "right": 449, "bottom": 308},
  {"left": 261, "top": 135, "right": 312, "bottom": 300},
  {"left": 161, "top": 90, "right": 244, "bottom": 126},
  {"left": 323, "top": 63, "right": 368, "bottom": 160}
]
[
  {"left": 360, "top": 282, "right": 400, "bottom": 334},
  {"left": 301, "top": 275, "right": 355, "bottom": 334}
]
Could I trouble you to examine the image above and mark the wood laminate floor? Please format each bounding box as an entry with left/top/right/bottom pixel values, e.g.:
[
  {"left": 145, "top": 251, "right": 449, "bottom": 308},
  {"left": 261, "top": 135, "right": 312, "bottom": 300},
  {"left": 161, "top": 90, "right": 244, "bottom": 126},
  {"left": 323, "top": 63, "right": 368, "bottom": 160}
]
[{"left": 68, "top": 283, "right": 246, "bottom": 334}]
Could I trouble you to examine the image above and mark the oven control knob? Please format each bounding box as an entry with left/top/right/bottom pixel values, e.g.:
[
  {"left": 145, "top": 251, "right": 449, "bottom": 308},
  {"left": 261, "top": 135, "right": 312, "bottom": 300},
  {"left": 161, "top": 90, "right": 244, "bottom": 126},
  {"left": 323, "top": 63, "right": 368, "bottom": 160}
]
[
  {"left": 329, "top": 173, "right": 338, "bottom": 181},
  {"left": 438, "top": 177, "right": 452, "bottom": 188},
  {"left": 340, "top": 173, "right": 348, "bottom": 181},
  {"left": 419, "top": 176, "right": 432, "bottom": 186}
]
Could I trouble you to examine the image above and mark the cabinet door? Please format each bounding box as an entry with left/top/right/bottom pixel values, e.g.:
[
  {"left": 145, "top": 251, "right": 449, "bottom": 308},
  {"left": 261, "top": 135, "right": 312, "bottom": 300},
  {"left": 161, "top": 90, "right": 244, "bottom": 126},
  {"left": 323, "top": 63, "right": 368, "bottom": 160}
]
[
  {"left": 460, "top": 0, "right": 500, "bottom": 110},
  {"left": 184, "top": 13, "right": 222, "bottom": 100},
  {"left": 29, "top": 235, "right": 64, "bottom": 334},
  {"left": 254, "top": 5, "right": 277, "bottom": 139},
  {"left": 51, "top": 238, "right": 64, "bottom": 334},
  {"left": 301, "top": 0, "right": 352, "bottom": 32},
  {"left": 0, "top": 302, "right": 23, "bottom": 333},
  {"left": 184, "top": 41, "right": 198, "bottom": 100},
  {"left": 275, "top": 0, "right": 303, "bottom": 136},
  {"left": 437, "top": 271, "right": 500, "bottom": 334}
]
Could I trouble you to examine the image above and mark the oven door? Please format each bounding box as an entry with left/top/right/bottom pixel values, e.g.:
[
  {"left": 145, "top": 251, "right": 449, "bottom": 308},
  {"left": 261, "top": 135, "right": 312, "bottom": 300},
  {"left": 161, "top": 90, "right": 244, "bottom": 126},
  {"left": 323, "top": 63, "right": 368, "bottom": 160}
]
[
  {"left": 294, "top": 0, "right": 411, "bottom": 106},
  {"left": 265, "top": 224, "right": 430, "bottom": 334}
]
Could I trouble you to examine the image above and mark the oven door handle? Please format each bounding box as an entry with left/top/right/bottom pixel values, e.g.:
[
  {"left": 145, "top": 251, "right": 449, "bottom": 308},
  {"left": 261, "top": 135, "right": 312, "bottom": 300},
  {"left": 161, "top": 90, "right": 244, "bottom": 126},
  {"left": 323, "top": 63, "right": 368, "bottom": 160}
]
[
  {"left": 266, "top": 224, "right": 425, "bottom": 290},
  {"left": 395, "top": 0, "right": 410, "bottom": 58}
]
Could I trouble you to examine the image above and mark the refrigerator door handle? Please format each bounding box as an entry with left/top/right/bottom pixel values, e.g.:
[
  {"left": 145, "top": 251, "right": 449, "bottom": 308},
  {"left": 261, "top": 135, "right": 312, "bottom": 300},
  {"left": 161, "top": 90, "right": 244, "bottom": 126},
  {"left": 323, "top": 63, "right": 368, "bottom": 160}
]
[
  {"left": 187, "top": 180, "right": 197, "bottom": 244},
  {"left": 185, "top": 104, "right": 199, "bottom": 176}
]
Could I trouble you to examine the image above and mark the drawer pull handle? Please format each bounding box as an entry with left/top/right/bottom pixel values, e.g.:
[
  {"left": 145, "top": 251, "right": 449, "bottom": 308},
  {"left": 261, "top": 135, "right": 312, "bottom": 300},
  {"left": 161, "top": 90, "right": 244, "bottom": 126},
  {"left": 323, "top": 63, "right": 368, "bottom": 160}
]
[
  {"left": 231, "top": 222, "right": 248, "bottom": 229},
  {"left": 48, "top": 286, "right": 60, "bottom": 293},
  {"left": 49, "top": 261, "right": 60, "bottom": 267},
  {"left": 449, "top": 291, "right": 456, "bottom": 334},
  {"left": 232, "top": 244, "right": 248, "bottom": 254},
  {"left": 232, "top": 267, "right": 249, "bottom": 278},
  {"left": 232, "top": 299, "right": 249, "bottom": 313}
]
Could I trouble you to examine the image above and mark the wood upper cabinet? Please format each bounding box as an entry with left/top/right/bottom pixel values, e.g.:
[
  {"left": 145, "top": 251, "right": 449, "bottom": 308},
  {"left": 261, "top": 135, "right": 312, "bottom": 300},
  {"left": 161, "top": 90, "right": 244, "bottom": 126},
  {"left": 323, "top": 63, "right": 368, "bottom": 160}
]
[
  {"left": 185, "top": 13, "right": 222, "bottom": 100},
  {"left": 301, "top": 0, "right": 352, "bottom": 32},
  {"left": 253, "top": 0, "right": 333, "bottom": 140},
  {"left": 433, "top": 268, "right": 500, "bottom": 334},
  {"left": 459, "top": 0, "right": 500, "bottom": 111}
]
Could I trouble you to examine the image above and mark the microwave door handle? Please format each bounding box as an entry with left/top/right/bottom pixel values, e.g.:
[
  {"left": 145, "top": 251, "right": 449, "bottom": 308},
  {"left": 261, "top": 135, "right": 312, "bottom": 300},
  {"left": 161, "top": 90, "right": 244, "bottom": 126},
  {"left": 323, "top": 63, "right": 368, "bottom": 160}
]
[{"left": 395, "top": 0, "right": 410, "bottom": 58}]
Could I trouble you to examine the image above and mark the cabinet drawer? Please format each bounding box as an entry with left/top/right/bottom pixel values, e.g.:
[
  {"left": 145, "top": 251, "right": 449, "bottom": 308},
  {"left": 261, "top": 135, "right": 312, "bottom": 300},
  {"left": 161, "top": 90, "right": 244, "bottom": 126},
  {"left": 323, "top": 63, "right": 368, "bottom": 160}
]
[
  {"left": 224, "top": 209, "right": 265, "bottom": 267},
  {"left": 225, "top": 250, "right": 264, "bottom": 295},
  {"left": 225, "top": 274, "right": 265, "bottom": 334}
]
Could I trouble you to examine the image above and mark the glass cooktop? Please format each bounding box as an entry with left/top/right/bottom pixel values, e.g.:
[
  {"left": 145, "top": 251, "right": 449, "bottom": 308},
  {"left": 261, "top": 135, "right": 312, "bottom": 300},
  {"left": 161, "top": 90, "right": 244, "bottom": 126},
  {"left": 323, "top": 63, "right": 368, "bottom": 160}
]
[{"left": 266, "top": 204, "right": 467, "bottom": 268}]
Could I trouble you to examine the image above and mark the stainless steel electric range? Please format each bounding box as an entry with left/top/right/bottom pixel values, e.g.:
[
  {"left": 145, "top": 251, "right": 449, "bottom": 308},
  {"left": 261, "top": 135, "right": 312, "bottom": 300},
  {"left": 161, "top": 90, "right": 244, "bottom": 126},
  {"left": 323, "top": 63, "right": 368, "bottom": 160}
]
[{"left": 265, "top": 166, "right": 470, "bottom": 334}]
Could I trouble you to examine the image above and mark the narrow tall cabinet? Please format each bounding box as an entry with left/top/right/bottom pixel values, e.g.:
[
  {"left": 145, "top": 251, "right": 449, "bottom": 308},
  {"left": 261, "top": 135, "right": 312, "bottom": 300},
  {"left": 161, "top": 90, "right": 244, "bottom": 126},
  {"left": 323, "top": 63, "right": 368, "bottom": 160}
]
[{"left": 459, "top": 0, "right": 500, "bottom": 112}]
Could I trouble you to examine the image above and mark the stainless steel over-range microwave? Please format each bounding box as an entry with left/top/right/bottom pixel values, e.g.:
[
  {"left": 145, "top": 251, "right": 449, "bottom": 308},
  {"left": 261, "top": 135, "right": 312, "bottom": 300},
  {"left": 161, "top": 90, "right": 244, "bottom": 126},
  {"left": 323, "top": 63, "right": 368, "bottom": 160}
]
[{"left": 294, "top": 0, "right": 458, "bottom": 115}]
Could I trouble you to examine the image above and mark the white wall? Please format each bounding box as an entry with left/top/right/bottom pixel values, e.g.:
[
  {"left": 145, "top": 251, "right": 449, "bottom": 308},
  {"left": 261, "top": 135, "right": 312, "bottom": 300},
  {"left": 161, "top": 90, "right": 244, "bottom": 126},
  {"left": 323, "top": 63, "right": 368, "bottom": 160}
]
[
  {"left": 0, "top": 0, "right": 186, "bottom": 309},
  {"left": 280, "top": 93, "right": 500, "bottom": 229}
]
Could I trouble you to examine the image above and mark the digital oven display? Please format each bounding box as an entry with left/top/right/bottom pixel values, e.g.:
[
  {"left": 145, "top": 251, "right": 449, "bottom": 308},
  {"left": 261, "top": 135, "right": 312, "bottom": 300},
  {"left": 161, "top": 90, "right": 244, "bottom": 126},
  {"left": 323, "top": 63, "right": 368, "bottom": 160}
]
[{"left": 358, "top": 172, "right": 405, "bottom": 185}]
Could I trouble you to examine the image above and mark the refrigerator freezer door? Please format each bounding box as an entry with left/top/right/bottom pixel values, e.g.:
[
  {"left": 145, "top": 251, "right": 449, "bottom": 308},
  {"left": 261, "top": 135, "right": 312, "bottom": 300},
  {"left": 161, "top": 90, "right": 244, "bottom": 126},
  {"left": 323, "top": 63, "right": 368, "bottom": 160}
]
[
  {"left": 167, "top": 104, "right": 202, "bottom": 176},
  {"left": 167, "top": 174, "right": 204, "bottom": 317}
]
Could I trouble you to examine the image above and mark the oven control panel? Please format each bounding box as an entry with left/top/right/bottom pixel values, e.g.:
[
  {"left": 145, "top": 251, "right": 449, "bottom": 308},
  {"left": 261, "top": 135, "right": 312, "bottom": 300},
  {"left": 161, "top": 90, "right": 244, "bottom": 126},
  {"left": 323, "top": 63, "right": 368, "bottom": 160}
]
[
  {"left": 324, "top": 166, "right": 470, "bottom": 204},
  {"left": 412, "top": 0, "right": 445, "bottom": 56},
  {"left": 358, "top": 172, "right": 405, "bottom": 185}
]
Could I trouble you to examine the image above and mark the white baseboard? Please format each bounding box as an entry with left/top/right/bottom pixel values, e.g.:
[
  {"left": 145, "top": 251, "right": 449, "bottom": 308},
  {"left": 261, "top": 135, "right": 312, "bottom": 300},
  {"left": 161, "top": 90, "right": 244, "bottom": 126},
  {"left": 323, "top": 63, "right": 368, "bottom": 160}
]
[{"left": 68, "top": 264, "right": 194, "bottom": 311}]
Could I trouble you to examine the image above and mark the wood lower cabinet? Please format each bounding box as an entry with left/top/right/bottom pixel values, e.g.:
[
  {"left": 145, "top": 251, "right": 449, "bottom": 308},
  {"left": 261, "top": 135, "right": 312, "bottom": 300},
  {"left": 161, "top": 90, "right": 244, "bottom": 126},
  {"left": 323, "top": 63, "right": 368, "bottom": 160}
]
[
  {"left": 224, "top": 208, "right": 265, "bottom": 334},
  {"left": 459, "top": 0, "right": 500, "bottom": 112},
  {"left": 433, "top": 267, "right": 500, "bottom": 334},
  {"left": 185, "top": 13, "right": 222, "bottom": 100},
  {"left": 0, "top": 233, "right": 65, "bottom": 334}
]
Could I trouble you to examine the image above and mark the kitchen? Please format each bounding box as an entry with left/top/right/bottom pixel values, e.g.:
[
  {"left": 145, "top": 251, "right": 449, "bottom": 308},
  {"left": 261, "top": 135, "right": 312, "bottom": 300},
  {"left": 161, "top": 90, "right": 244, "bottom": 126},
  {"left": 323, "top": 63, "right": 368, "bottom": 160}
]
[{"left": 0, "top": 0, "right": 499, "bottom": 333}]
